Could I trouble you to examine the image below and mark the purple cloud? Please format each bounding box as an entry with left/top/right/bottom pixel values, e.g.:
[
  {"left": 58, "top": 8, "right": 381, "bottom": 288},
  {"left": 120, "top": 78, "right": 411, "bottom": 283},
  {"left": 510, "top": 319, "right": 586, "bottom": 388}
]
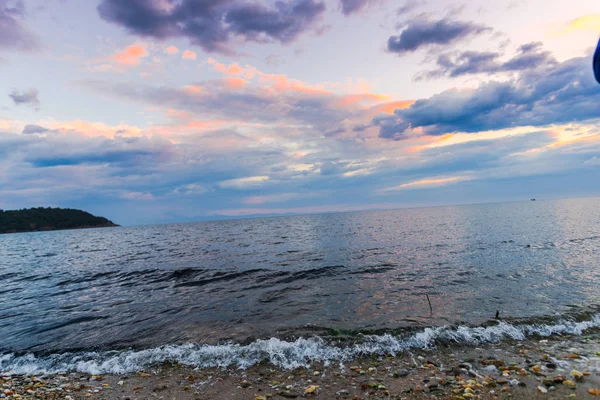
[
  {"left": 418, "top": 42, "right": 557, "bottom": 79},
  {"left": 80, "top": 78, "right": 361, "bottom": 134},
  {"left": 376, "top": 52, "right": 600, "bottom": 139},
  {"left": 22, "top": 124, "right": 48, "bottom": 134},
  {"left": 339, "top": 0, "right": 381, "bottom": 15},
  {"left": 0, "top": 0, "right": 40, "bottom": 51},
  {"left": 387, "top": 17, "right": 490, "bottom": 55},
  {"left": 97, "top": 0, "right": 325, "bottom": 53},
  {"left": 9, "top": 88, "right": 40, "bottom": 109},
  {"left": 225, "top": 0, "right": 324, "bottom": 42}
]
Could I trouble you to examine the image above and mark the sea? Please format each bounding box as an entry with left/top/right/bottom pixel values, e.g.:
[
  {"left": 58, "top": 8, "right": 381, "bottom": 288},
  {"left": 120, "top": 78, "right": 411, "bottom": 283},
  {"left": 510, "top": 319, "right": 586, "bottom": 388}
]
[{"left": 1, "top": 197, "right": 599, "bottom": 374}]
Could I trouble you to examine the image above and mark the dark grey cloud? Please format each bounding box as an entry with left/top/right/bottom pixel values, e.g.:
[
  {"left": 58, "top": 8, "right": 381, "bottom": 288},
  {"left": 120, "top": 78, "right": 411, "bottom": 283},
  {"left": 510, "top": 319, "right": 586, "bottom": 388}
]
[
  {"left": 9, "top": 88, "right": 40, "bottom": 109},
  {"left": 0, "top": 0, "right": 40, "bottom": 51},
  {"left": 387, "top": 17, "right": 490, "bottom": 55},
  {"left": 22, "top": 124, "right": 48, "bottom": 134},
  {"left": 225, "top": 0, "right": 324, "bottom": 42},
  {"left": 375, "top": 52, "right": 600, "bottom": 139},
  {"left": 97, "top": 0, "right": 325, "bottom": 53},
  {"left": 502, "top": 42, "right": 556, "bottom": 70},
  {"left": 419, "top": 42, "right": 557, "bottom": 79},
  {"left": 373, "top": 114, "right": 411, "bottom": 140}
]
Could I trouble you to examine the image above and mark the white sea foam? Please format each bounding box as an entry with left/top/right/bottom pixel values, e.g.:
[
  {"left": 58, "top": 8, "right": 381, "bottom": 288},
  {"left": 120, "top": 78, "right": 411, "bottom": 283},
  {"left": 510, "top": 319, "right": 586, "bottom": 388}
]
[{"left": 2, "top": 314, "right": 599, "bottom": 375}]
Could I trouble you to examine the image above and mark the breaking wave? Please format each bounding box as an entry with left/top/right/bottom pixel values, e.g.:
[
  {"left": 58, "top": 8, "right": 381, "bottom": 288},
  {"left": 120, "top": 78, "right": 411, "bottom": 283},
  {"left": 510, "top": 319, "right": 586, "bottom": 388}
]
[{"left": 2, "top": 313, "right": 599, "bottom": 376}]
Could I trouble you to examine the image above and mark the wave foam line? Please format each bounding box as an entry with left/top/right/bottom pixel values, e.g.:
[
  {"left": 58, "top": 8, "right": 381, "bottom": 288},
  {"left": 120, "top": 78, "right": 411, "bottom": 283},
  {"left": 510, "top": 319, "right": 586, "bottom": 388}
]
[{"left": 2, "top": 314, "right": 599, "bottom": 375}]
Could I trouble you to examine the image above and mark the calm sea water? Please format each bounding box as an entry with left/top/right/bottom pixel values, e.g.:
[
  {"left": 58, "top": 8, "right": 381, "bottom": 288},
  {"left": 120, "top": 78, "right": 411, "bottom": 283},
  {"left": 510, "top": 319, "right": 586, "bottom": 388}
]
[{"left": 1, "top": 198, "right": 599, "bottom": 356}]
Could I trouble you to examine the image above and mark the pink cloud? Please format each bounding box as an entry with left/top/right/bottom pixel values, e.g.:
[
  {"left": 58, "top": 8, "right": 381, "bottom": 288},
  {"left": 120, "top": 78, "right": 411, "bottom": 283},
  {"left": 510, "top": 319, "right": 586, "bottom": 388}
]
[
  {"left": 183, "top": 85, "right": 203, "bottom": 94},
  {"left": 43, "top": 120, "right": 143, "bottom": 138},
  {"left": 112, "top": 44, "right": 149, "bottom": 66},
  {"left": 224, "top": 77, "right": 248, "bottom": 89},
  {"left": 164, "top": 45, "right": 179, "bottom": 55},
  {"left": 382, "top": 176, "right": 471, "bottom": 191},
  {"left": 182, "top": 50, "right": 197, "bottom": 60},
  {"left": 206, "top": 57, "right": 397, "bottom": 101}
]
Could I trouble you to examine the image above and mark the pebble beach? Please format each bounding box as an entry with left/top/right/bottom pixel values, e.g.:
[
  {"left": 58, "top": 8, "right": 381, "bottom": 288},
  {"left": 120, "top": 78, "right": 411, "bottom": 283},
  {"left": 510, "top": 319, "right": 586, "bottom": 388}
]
[{"left": 3, "top": 331, "right": 600, "bottom": 400}]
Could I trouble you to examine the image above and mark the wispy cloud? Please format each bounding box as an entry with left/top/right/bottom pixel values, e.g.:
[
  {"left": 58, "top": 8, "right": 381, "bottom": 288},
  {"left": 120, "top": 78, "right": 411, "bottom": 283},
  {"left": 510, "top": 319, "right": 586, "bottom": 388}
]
[
  {"left": 242, "top": 193, "right": 303, "bottom": 205},
  {"left": 554, "top": 14, "right": 600, "bottom": 35},
  {"left": 0, "top": 0, "right": 40, "bottom": 51},
  {"left": 219, "top": 176, "right": 270, "bottom": 189},
  {"left": 383, "top": 176, "right": 470, "bottom": 191},
  {"left": 121, "top": 191, "right": 154, "bottom": 201},
  {"left": 417, "top": 42, "right": 556, "bottom": 80}
]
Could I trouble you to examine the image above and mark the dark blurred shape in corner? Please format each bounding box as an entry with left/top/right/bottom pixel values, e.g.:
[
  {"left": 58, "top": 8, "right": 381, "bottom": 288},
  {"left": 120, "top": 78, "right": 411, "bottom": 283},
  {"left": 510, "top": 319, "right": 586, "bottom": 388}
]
[{"left": 594, "top": 38, "right": 600, "bottom": 84}]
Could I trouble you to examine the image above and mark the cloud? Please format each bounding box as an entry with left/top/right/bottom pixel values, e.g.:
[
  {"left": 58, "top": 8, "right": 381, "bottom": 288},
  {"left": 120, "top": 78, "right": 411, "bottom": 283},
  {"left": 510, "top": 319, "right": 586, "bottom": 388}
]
[
  {"left": 397, "top": 0, "right": 422, "bottom": 15},
  {"left": 87, "top": 43, "right": 150, "bottom": 72},
  {"left": 339, "top": 0, "right": 382, "bottom": 15},
  {"left": 376, "top": 51, "right": 600, "bottom": 139},
  {"left": 181, "top": 50, "right": 196, "bottom": 60},
  {"left": 164, "top": 45, "right": 179, "bottom": 55},
  {"left": 22, "top": 124, "right": 48, "bottom": 134},
  {"left": 557, "top": 14, "right": 600, "bottom": 35},
  {"left": 9, "top": 88, "right": 40, "bottom": 109},
  {"left": 97, "top": 0, "right": 326, "bottom": 53},
  {"left": 383, "top": 176, "right": 469, "bottom": 191},
  {"left": 80, "top": 57, "right": 392, "bottom": 135},
  {"left": 219, "top": 175, "right": 270, "bottom": 189},
  {"left": 387, "top": 17, "right": 490, "bottom": 55},
  {"left": 419, "top": 42, "right": 557, "bottom": 79},
  {"left": 223, "top": 0, "right": 325, "bottom": 43},
  {"left": 112, "top": 44, "right": 149, "bottom": 66},
  {"left": 121, "top": 191, "right": 154, "bottom": 201},
  {"left": 0, "top": 0, "right": 40, "bottom": 51},
  {"left": 27, "top": 148, "right": 159, "bottom": 168},
  {"left": 584, "top": 156, "right": 600, "bottom": 166},
  {"left": 170, "top": 183, "right": 207, "bottom": 196},
  {"left": 242, "top": 192, "right": 302, "bottom": 204},
  {"left": 43, "top": 120, "right": 143, "bottom": 139}
]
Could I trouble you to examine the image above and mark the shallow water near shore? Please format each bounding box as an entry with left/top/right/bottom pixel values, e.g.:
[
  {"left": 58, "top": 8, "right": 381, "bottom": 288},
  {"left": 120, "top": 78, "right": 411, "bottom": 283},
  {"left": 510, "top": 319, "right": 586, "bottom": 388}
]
[{"left": 1, "top": 198, "right": 600, "bottom": 373}]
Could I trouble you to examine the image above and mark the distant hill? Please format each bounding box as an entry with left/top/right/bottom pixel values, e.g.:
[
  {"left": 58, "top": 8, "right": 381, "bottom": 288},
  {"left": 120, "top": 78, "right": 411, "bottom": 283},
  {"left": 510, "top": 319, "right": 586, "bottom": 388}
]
[{"left": 0, "top": 207, "right": 118, "bottom": 234}]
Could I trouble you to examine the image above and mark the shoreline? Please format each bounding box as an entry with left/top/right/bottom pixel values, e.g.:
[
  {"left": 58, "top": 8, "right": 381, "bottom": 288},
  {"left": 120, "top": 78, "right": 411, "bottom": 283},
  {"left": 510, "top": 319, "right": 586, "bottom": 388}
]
[
  {"left": 2, "top": 333, "right": 599, "bottom": 399},
  {"left": 0, "top": 224, "right": 119, "bottom": 235}
]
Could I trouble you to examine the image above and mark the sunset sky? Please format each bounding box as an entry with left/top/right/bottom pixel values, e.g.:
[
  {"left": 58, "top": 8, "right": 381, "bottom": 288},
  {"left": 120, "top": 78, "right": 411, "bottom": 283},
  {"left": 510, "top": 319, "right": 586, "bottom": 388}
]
[{"left": 1, "top": 0, "right": 599, "bottom": 225}]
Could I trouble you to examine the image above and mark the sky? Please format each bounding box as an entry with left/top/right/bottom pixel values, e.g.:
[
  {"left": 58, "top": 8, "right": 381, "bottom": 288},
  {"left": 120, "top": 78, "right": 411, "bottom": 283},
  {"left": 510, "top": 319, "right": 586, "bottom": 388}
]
[{"left": 0, "top": 0, "right": 599, "bottom": 225}]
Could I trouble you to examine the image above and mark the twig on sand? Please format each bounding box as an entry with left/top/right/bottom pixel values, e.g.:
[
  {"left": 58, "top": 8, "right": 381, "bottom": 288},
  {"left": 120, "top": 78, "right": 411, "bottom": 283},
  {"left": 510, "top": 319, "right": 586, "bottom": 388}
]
[{"left": 426, "top": 294, "right": 433, "bottom": 315}]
